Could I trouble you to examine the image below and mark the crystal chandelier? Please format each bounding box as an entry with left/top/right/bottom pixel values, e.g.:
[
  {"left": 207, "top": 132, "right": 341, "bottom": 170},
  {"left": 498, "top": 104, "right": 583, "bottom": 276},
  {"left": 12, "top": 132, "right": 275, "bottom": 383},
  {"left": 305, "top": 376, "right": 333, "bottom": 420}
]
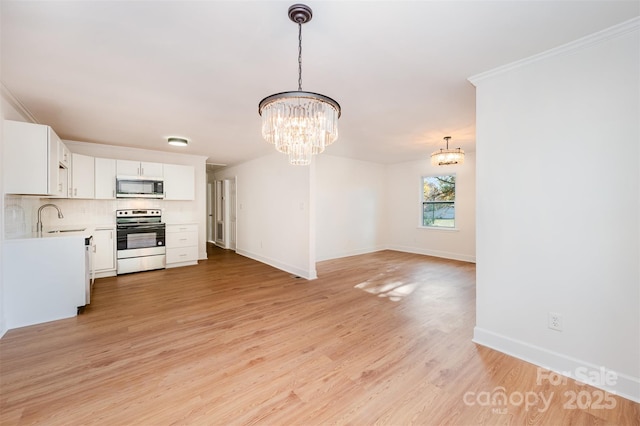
[
  {"left": 259, "top": 4, "right": 341, "bottom": 166},
  {"left": 431, "top": 136, "right": 465, "bottom": 166}
]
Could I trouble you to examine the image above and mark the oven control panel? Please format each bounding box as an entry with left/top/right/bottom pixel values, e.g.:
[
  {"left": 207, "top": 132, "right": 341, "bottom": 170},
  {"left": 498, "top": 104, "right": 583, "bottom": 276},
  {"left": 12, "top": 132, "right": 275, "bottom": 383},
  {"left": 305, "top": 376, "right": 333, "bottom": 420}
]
[{"left": 116, "top": 209, "right": 162, "bottom": 218}]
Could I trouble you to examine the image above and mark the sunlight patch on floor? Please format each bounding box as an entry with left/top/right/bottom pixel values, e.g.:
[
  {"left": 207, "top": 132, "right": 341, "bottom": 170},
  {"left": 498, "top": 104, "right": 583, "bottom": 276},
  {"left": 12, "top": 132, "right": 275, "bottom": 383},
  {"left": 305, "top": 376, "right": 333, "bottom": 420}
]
[{"left": 354, "top": 280, "right": 417, "bottom": 302}]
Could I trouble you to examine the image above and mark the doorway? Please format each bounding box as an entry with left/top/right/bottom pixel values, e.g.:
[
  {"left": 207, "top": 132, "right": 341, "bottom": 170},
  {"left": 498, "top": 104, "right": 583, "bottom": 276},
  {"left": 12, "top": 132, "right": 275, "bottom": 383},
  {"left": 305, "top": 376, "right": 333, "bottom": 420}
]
[{"left": 213, "top": 178, "right": 236, "bottom": 250}]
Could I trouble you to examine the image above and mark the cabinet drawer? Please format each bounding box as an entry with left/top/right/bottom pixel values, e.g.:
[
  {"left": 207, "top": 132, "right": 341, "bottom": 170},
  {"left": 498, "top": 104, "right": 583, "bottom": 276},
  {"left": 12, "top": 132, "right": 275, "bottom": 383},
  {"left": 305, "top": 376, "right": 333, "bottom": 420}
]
[
  {"left": 166, "top": 231, "right": 197, "bottom": 248},
  {"left": 166, "top": 224, "right": 198, "bottom": 234},
  {"left": 166, "top": 246, "right": 198, "bottom": 264}
]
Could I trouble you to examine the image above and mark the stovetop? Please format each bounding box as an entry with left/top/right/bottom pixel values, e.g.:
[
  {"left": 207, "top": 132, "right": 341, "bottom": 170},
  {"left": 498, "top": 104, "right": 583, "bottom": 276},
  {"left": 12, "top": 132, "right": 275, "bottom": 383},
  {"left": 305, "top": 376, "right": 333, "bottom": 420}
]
[{"left": 116, "top": 209, "right": 163, "bottom": 225}]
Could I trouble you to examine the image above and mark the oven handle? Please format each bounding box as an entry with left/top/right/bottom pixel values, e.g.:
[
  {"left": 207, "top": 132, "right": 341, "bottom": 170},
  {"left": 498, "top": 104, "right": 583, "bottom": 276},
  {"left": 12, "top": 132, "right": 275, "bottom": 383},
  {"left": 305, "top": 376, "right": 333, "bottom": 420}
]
[{"left": 117, "top": 224, "right": 165, "bottom": 230}]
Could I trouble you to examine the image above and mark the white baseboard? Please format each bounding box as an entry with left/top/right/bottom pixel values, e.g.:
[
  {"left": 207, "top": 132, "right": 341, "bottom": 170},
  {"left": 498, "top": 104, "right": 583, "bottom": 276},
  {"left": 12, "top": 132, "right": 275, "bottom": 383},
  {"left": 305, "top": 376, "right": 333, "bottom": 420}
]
[
  {"left": 473, "top": 327, "right": 640, "bottom": 403},
  {"left": 94, "top": 270, "right": 116, "bottom": 279},
  {"left": 316, "top": 245, "right": 386, "bottom": 262},
  {"left": 317, "top": 245, "right": 475, "bottom": 264},
  {"left": 387, "top": 244, "right": 476, "bottom": 263},
  {"left": 236, "top": 249, "right": 317, "bottom": 280}
]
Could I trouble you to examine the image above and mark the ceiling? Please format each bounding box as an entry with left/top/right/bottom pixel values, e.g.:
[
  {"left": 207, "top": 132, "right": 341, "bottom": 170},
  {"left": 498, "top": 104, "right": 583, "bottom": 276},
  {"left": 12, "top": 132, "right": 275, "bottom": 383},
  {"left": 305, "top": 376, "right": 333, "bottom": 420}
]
[{"left": 2, "top": 1, "right": 638, "bottom": 167}]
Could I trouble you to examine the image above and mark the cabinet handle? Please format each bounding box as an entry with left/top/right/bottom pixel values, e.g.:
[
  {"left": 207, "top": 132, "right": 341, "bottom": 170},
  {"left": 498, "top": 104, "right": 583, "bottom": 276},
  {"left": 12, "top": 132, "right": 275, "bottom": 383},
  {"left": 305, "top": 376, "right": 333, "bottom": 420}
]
[
  {"left": 74, "top": 188, "right": 77, "bottom": 196},
  {"left": 112, "top": 189, "right": 115, "bottom": 198},
  {"left": 140, "top": 167, "right": 144, "bottom": 176},
  {"left": 179, "top": 238, "right": 188, "bottom": 241}
]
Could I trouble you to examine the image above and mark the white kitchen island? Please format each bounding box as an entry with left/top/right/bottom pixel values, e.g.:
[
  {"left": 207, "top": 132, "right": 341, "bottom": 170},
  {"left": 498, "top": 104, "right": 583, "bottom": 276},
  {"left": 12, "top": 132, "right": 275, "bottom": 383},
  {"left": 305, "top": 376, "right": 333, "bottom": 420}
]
[{"left": 3, "top": 232, "right": 88, "bottom": 329}]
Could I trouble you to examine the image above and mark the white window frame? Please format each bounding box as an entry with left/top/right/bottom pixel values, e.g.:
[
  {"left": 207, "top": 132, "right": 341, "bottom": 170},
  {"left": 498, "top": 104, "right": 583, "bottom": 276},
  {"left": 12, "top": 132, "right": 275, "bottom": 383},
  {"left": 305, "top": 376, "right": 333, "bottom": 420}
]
[{"left": 419, "top": 173, "right": 458, "bottom": 230}]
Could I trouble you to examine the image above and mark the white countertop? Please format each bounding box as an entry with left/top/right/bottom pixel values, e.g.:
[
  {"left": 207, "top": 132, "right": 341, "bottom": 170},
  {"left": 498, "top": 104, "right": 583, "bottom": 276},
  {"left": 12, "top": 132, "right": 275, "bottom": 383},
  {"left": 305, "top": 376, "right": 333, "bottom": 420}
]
[{"left": 6, "top": 225, "right": 95, "bottom": 241}]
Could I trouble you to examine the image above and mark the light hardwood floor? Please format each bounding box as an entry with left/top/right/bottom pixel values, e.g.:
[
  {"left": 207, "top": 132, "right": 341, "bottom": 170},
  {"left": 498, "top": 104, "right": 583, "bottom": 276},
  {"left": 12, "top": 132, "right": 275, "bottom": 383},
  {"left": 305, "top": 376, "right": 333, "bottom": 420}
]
[{"left": 1, "top": 247, "right": 638, "bottom": 425}]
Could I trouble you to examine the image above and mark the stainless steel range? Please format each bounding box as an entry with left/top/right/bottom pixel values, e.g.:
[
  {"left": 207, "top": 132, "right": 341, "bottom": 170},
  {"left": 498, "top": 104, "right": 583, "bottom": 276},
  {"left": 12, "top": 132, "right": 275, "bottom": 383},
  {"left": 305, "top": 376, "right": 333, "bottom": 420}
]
[{"left": 116, "top": 209, "right": 166, "bottom": 274}]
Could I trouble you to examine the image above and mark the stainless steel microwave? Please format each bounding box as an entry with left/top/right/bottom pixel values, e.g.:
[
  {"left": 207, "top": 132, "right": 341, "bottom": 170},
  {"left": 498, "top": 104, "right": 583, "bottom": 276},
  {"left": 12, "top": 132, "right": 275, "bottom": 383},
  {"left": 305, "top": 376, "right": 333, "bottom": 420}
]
[{"left": 116, "top": 177, "right": 164, "bottom": 198}]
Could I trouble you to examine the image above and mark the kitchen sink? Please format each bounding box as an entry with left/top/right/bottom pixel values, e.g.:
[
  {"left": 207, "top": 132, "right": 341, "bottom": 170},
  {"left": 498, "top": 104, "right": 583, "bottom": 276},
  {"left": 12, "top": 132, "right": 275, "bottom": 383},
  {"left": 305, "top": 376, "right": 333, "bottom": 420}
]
[{"left": 48, "top": 228, "right": 86, "bottom": 233}]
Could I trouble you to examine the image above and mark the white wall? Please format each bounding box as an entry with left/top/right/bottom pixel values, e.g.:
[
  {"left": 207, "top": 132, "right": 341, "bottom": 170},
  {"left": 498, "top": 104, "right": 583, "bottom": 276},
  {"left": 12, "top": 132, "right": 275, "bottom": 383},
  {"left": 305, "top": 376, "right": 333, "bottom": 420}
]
[
  {"left": 214, "top": 153, "right": 316, "bottom": 279},
  {"left": 316, "top": 155, "right": 387, "bottom": 261},
  {"left": 471, "top": 20, "right": 639, "bottom": 401},
  {"left": 386, "top": 153, "right": 476, "bottom": 263},
  {"left": 217, "top": 149, "right": 475, "bottom": 276},
  {"left": 64, "top": 141, "right": 208, "bottom": 260},
  {"left": 0, "top": 101, "right": 6, "bottom": 337},
  {"left": 1, "top": 85, "right": 35, "bottom": 337}
]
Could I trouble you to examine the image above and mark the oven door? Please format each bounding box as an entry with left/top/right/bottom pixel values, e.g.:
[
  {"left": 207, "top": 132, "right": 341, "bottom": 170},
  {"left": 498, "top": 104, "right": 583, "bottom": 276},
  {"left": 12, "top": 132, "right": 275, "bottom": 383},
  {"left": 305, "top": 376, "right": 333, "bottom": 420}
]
[{"left": 117, "top": 224, "right": 165, "bottom": 252}]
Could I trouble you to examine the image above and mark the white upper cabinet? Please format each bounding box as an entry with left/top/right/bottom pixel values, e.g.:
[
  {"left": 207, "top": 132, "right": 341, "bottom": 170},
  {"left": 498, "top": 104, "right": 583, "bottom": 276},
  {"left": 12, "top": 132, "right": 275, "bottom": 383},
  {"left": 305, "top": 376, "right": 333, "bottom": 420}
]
[
  {"left": 116, "top": 160, "right": 163, "bottom": 178},
  {"left": 3, "top": 120, "right": 59, "bottom": 195},
  {"left": 53, "top": 138, "right": 69, "bottom": 198},
  {"left": 54, "top": 163, "right": 69, "bottom": 198},
  {"left": 59, "top": 141, "right": 71, "bottom": 168},
  {"left": 141, "top": 162, "right": 163, "bottom": 178},
  {"left": 115, "top": 160, "right": 140, "bottom": 176},
  {"left": 163, "top": 164, "right": 195, "bottom": 200},
  {"left": 95, "top": 158, "right": 116, "bottom": 199},
  {"left": 70, "top": 153, "right": 95, "bottom": 198}
]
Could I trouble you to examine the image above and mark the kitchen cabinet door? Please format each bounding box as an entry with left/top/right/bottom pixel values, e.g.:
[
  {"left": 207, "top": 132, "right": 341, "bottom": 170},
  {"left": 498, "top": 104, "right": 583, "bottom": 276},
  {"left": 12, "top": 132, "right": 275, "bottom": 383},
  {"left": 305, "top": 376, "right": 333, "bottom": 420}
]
[
  {"left": 163, "top": 164, "right": 195, "bottom": 200},
  {"left": 140, "top": 162, "right": 163, "bottom": 178},
  {"left": 166, "top": 224, "right": 198, "bottom": 268},
  {"left": 95, "top": 158, "right": 116, "bottom": 199},
  {"left": 93, "top": 228, "right": 116, "bottom": 272},
  {"left": 55, "top": 165, "right": 69, "bottom": 198},
  {"left": 116, "top": 160, "right": 163, "bottom": 178},
  {"left": 116, "top": 159, "right": 140, "bottom": 176},
  {"left": 71, "top": 153, "right": 95, "bottom": 198},
  {"left": 3, "top": 120, "right": 59, "bottom": 195},
  {"left": 59, "top": 141, "right": 71, "bottom": 168}
]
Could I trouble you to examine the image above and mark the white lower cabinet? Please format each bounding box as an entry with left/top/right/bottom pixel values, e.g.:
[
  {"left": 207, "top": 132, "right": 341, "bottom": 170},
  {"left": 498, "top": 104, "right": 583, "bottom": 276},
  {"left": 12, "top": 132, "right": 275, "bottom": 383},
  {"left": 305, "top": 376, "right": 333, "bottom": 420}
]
[
  {"left": 166, "top": 224, "right": 198, "bottom": 268},
  {"left": 93, "top": 227, "right": 116, "bottom": 277},
  {"left": 3, "top": 237, "right": 86, "bottom": 329}
]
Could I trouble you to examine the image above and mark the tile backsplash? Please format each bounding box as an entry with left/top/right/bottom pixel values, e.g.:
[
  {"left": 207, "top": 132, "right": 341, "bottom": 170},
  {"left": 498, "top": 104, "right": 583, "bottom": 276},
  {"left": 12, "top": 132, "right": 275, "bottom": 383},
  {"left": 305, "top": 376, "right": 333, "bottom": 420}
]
[{"left": 4, "top": 195, "right": 199, "bottom": 238}]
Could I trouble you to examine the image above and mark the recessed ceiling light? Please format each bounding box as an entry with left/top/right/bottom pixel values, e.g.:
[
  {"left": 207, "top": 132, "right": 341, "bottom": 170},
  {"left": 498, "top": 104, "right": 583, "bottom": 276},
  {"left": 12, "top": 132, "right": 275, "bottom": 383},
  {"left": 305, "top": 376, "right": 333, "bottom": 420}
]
[{"left": 168, "top": 137, "right": 188, "bottom": 147}]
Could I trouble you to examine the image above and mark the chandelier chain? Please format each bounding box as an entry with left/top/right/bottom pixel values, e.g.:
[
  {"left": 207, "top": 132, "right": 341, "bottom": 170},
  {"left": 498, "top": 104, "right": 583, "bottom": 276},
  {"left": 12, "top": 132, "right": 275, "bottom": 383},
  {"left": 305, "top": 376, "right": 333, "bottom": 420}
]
[{"left": 297, "top": 22, "right": 303, "bottom": 91}]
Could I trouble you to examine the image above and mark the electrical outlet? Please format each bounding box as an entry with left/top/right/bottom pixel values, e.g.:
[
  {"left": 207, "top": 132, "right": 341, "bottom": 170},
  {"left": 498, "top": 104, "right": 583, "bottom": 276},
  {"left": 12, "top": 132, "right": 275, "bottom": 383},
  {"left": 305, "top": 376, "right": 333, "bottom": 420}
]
[{"left": 548, "top": 312, "right": 563, "bottom": 331}]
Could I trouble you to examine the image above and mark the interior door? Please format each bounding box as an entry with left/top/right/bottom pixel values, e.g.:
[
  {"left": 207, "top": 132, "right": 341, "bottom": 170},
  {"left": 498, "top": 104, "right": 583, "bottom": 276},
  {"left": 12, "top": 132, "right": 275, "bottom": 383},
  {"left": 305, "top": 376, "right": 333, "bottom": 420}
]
[
  {"left": 215, "top": 180, "right": 224, "bottom": 246},
  {"left": 207, "top": 182, "right": 214, "bottom": 242},
  {"left": 229, "top": 178, "right": 237, "bottom": 250}
]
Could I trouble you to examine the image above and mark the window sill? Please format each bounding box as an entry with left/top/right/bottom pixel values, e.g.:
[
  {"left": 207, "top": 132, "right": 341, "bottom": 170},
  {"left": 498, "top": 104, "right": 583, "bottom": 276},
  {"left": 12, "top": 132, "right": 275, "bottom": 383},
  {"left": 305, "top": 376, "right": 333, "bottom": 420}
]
[{"left": 417, "top": 226, "right": 459, "bottom": 232}]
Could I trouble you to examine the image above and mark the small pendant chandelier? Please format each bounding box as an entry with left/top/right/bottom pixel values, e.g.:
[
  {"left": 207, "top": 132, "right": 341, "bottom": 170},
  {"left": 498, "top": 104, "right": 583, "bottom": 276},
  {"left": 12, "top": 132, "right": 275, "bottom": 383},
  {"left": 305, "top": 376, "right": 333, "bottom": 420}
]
[
  {"left": 431, "top": 136, "right": 465, "bottom": 166},
  {"left": 258, "top": 4, "right": 341, "bottom": 166}
]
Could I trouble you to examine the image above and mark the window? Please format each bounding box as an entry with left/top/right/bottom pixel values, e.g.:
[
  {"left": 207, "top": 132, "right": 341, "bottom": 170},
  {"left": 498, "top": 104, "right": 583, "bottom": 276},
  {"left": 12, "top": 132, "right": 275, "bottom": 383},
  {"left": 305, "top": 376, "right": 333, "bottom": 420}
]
[{"left": 422, "top": 175, "right": 456, "bottom": 228}]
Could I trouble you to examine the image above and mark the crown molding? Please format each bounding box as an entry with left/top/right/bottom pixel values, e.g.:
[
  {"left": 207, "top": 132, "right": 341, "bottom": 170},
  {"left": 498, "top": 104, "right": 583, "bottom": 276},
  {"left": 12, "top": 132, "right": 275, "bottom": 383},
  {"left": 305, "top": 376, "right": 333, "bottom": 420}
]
[
  {"left": 1, "top": 82, "right": 39, "bottom": 123},
  {"left": 468, "top": 16, "right": 640, "bottom": 86}
]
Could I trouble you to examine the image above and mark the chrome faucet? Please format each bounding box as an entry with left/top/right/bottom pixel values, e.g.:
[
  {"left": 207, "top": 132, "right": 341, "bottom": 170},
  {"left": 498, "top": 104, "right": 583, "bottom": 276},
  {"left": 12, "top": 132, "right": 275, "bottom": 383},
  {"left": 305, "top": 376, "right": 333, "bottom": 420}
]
[{"left": 36, "top": 203, "right": 64, "bottom": 233}]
